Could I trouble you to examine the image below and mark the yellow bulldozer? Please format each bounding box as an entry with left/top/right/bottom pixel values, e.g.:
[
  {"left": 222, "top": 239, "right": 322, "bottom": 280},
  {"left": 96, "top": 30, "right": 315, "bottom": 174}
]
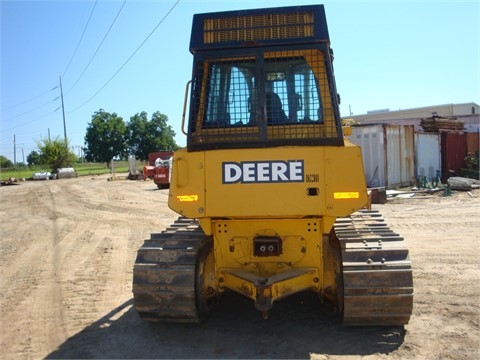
[{"left": 133, "top": 4, "right": 413, "bottom": 325}]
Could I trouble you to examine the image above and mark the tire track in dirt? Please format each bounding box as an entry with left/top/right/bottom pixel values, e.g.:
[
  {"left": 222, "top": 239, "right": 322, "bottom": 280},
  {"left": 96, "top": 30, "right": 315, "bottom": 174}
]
[
  {"left": 3, "top": 177, "right": 477, "bottom": 359},
  {"left": 48, "top": 178, "right": 176, "bottom": 339},
  {"left": 1, "top": 181, "right": 68, "bottom": 356},
  {"left": 373, "top": 196, "right": 480, "bottom": 360},
  {"left": 0, "top": 177, "right": 172, "bottom": 359}
]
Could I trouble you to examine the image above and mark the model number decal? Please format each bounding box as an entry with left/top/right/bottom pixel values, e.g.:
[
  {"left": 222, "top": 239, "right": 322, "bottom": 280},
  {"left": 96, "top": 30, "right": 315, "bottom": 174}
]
[{"left": 222, "top": 160, "right": 304, "bottom": 184}]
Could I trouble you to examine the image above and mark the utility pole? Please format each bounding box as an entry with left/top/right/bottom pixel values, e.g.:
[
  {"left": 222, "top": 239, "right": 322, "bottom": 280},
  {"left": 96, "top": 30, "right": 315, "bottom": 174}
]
[
  {"left": 13, "top": 134, "right": 16, "bottom": 165},
  {"left": 59, "top": 76, "right": 67, "bottom": 143}
]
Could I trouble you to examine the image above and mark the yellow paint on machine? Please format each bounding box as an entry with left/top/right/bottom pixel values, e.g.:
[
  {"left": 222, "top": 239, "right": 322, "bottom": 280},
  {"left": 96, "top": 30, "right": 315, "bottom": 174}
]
[
  {"left": 169, "top": 143, "right": 368, "bottom": 236},
  {"left": 333, "top": 192, "right": 360, "bottom": 199}
]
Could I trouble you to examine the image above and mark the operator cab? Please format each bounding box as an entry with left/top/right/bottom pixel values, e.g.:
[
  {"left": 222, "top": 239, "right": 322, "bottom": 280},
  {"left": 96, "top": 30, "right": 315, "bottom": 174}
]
[{"left": 186, "top": 6, "right": 344, "bottom": 151}]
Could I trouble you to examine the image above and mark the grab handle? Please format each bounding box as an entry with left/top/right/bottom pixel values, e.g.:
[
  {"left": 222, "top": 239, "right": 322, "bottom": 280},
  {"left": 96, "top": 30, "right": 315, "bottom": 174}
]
[{"left": 181, "top": 80, "right": 192, "bottom": 136}]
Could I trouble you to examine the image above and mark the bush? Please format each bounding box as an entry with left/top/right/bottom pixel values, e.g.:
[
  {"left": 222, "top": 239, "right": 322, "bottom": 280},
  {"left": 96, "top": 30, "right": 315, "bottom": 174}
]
[
  {"left": 36, "top": 137, "right": 77, "bottom": 171},
  {"left": 464, "top": 152, "right": 479, "bottom": 170},
  {"left": 0, "top": 155, "right": 13, "bottom": 168}
]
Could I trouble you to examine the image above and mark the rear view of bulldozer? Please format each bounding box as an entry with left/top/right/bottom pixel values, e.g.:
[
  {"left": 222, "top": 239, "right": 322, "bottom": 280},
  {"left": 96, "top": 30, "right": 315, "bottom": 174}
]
[{"left": 133, "top": 4, "right": 413, "bottom": 325}]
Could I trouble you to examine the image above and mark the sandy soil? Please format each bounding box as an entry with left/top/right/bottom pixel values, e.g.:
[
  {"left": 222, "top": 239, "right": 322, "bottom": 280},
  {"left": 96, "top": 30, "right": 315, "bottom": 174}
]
[{"left": 0, "top": 174, "right": 478, "bottom": 359}]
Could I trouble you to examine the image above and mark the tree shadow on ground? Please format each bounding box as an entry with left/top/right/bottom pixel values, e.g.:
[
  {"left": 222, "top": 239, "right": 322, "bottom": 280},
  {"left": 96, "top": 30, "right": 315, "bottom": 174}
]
[{"left": 47, "top": 292, "right": 405, "bottom": 359}]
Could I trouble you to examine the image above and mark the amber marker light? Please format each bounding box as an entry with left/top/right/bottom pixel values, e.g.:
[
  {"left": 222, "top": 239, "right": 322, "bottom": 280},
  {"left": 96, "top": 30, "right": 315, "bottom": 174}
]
[
  {"left": 176, "top": 195, "right": 199, "bottom": 202},
  {"left": 333, "top": 192, "right": 359, "bottom": 199}
]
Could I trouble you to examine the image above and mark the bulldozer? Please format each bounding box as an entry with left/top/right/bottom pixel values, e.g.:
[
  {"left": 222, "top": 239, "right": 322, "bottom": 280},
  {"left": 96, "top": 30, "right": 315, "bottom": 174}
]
[{"left": 133, "top": 4, "right": 413, "bottom": 325}]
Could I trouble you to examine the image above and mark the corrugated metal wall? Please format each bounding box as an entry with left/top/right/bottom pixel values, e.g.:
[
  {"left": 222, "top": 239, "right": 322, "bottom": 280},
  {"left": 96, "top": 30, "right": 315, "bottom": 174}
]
[
  {"left": 441, "top": 132, "right": 467, "bottom": 180},
  {"left": 349, "top": 126, "right": 477, "bottom": 188},
  {"left": 349, "top": 124, "right": 415, "bottom": 189},
  {"left": 466, "top": 132, "right": 479, "bottom": 154},
  {"left": 386, "top": 125, "right": 415, "bottom": 188},
  {"left": 415, "top": 133, "right": 441, "bottom": 180},
  {"left": 350, "top": 125, "right": 386, "bottom": 188}
]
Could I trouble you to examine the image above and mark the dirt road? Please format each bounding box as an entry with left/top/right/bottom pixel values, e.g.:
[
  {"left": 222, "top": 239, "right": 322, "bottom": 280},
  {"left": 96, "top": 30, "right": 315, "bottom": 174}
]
[{"left": 1, "top": 175, "right": 478, "bottom": 359}]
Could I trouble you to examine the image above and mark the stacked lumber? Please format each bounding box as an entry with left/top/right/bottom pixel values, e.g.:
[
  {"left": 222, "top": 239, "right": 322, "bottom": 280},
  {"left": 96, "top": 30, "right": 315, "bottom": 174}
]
[{"left": 420, "top": 115, "right": 464, "bottom": 132}]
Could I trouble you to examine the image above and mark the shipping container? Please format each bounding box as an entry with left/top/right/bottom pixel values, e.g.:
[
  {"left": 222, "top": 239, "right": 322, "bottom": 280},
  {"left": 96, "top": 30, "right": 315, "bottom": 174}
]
[
  {"left": 349, "top": 125, "right": 386, "bottom": 188},
  {"left": 386, "top": 125, "right": 415, "bottom": 188},
  {"left": 441, "top": 131, "right": 467, "bottom": 180},
  {"left": 349, "top": 124, "right": 415, "bottom": 189},
  {"left": 415, "top": 133, "right": 441, "bottom": 180},
  {"left": 466, "top": 132, "right": 479, "bottom": 154}
]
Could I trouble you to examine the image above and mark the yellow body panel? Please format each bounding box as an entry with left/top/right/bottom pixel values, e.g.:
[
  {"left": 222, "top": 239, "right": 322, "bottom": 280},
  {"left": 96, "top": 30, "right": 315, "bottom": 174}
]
[{"left": 169, "top": 144, "right": 367, "bottom": 229}]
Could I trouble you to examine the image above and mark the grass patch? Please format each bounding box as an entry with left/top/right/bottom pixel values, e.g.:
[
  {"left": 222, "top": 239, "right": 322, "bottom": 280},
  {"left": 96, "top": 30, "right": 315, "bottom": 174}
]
[{"left": 0, "top": 161, "right": 141, "bottom": 181}]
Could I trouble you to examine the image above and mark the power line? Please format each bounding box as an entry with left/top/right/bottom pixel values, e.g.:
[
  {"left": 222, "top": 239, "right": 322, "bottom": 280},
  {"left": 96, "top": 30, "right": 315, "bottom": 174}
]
[
  {"left": 65, "top": 0, "right": 127, "bottom": 96},
  {"left": 69, "top": 0, "right": 181, "bottom": 113},
  {"left": 62, "top": 0, "right": 99, "bottom": 78},
  {"left": 1, "top": 85, "right": 58, "bottom": 112},
  {"left": 2, "top": 97, "right": 59, "bottom": 123},
  {"left": 2, "top": 107, "right": 60, "bottom": 132},
  {"left": 1, "top": 1, "right": 96, "bottom": 129}
]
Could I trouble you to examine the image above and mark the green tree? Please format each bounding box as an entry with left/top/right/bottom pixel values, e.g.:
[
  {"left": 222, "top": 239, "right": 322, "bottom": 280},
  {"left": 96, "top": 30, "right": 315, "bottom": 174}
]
[
  {"left": 126, "top": 111, "right": 178, "bottom": 160},
  {"left": 0, "top": 155, "right": 13, "bottom": 168},
  {"left": 36, "top": 137, "right": 76, "bottom": 170},
  {"left": 84, "top": 109, "right": 127, "bottom": 166},
  {"left": 27, "top": 150, "right": 42, "bottom": 166}
]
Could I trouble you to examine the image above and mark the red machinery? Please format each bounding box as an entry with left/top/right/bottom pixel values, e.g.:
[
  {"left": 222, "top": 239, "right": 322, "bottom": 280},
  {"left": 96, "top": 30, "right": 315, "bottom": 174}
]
[{"left": 143, "top": 151, "right": 173, "bottom": 189}]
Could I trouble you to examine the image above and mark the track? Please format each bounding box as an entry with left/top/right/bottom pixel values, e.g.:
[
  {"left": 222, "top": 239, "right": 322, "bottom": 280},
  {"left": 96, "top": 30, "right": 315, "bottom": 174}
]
[
  {"left": 134, "top": 211, "right": 413, "bottom": 325},
  {"left": 132, "top": 218, "right": 211, "bottom": 323},
  {"left": 334, "top": 209, "right": 413, "bottom": 325}
]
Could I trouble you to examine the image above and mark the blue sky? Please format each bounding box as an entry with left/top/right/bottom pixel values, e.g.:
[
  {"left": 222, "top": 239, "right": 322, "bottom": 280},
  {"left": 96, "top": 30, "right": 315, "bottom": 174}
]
[{"left": 1, "top": 0, "right": 479, "bottom": 162}]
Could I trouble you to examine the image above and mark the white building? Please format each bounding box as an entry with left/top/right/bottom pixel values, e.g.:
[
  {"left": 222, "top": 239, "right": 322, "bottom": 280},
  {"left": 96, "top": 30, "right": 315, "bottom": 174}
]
[{"left": 346, "top": 102, "right": 479, "bottom": 132}]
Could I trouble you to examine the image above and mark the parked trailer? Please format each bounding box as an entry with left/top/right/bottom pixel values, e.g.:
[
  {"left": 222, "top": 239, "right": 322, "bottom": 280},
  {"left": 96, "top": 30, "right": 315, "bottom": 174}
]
[{"left": 143, "top": 151, "right": 173, "bottom": 189}]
